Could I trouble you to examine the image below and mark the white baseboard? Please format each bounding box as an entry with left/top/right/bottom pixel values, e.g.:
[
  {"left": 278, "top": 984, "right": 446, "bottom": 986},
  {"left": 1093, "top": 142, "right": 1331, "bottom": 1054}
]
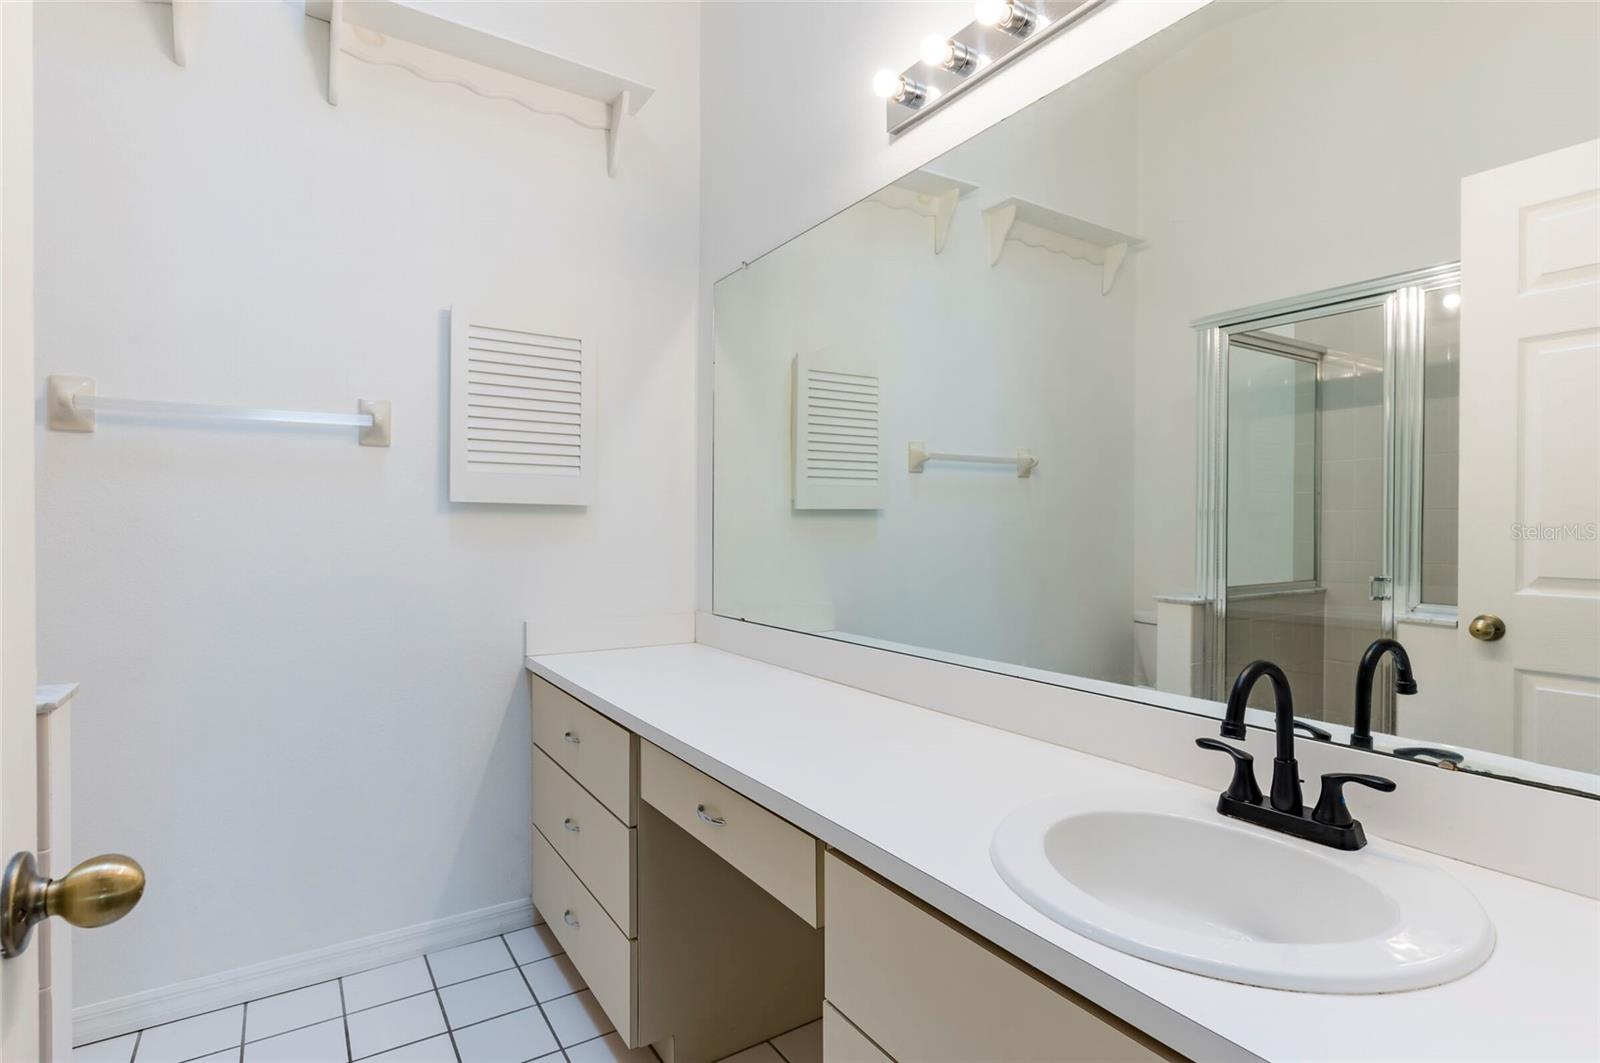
[
  {"left": 524, "top": 612, "right": 694, "bottom": 657},
  {"left": 73, "top": 897, "right": 536, "bottom": 1047}
]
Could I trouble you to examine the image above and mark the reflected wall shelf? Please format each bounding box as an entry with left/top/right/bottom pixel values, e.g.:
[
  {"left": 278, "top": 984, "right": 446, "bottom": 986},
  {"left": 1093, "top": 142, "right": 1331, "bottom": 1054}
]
[
  {"left": 982, "top": 197, "right": 1143, "bottom": 294},
  {"left": 868, "top": 170, "right": 978, "bottom": 255},
  {"left": 305, "top": 0, "right": 653, "bottom": 177}
]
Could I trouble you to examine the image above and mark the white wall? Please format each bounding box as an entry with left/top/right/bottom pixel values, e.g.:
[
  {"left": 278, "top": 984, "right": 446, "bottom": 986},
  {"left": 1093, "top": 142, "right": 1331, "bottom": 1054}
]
[{"left": 34, "top": 0, "right": 699, "bottom": 1011}]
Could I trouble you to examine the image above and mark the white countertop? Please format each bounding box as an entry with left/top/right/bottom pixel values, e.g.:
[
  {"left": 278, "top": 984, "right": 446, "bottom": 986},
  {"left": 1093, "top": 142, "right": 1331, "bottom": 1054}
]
[
  {"left": 36, "top": 682, "right": 79, "bottom": 715},
  {"left": 527, "top": 643, "right": 1599, "bottom": 1063}
]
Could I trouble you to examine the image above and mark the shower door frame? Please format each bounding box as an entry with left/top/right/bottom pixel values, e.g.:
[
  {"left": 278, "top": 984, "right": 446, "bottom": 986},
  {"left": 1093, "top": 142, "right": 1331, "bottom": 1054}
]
[{"left": 1194, "top": 261, "right": 1461, "bottom": 726}]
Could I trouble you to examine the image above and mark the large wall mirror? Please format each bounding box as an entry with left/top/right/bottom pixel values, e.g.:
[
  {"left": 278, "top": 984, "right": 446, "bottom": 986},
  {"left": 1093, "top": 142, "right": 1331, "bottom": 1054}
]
[{"left": 712, "top": 1, "right": 1600, "bottom": 796}]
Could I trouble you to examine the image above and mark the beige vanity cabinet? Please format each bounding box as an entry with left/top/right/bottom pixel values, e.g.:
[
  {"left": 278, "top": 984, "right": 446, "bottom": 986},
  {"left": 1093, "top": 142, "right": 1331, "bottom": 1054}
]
[
  {"left": 531, "top": 673, "right": 1183, "bottom": 1063},
  {"left": 823, "top": 852, "right": 1183, "bottom": 1062},
  {"left": 529, "top": 676, "right": 823, "bottom": 1063}
]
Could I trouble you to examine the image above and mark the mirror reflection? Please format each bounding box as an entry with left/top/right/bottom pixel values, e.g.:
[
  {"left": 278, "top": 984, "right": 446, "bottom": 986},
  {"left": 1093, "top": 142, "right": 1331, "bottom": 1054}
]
[{"left": 713, "top": 1, "right": 1600, "bottom": 792}]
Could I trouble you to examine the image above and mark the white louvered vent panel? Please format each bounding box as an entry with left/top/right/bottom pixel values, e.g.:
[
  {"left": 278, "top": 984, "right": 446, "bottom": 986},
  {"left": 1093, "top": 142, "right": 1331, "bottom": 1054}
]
[
  {"left": 450, "top": 307, "right": 594, "bottom": 505},
  {"left": 792, "top": 351, "right": 884, "bottom": 511}
]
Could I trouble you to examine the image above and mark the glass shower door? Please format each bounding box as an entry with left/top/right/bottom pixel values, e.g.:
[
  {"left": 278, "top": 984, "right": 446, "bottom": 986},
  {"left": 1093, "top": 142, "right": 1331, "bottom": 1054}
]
[
  {"left": 1223, "top": 339, "right": 1322, "bottom": 715},
  {"left": 1220, "top": 301, "right": 1391, "bottom": 725},
  {"left": 1296, "top": 303, "right": 1390, "bottom": 729}
]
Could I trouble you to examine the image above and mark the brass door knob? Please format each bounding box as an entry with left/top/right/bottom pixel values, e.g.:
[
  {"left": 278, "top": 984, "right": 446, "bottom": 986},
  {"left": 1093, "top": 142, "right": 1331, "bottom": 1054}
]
[
  {"left": 1, "top": 851, "right": 145, "bottom": 957},
  {"left": 1468, "top": 614, "right": 1506, "bottom": 642}
]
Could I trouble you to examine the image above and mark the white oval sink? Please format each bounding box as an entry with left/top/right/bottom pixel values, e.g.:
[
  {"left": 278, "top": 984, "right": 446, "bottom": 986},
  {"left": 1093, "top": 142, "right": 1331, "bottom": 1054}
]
[{"left": 991, "top": 791, "right": 1494, "bottom": 993}]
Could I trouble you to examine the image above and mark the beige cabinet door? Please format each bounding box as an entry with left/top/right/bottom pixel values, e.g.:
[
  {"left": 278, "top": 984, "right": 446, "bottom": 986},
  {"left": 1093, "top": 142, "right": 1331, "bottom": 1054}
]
[{"left": 1457, "top": 138, "right": 1600, "bottom": 770}]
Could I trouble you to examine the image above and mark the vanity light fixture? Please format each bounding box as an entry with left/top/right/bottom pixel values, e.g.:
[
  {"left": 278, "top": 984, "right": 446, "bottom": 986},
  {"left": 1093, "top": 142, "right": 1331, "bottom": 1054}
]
[
  {"left": 920, "top": 34, "right": 978, "bottom": 74},
  {"left": 1441, "top": 291, "right": 1462, "bottom": 310},
  {"left": 877, "top": 0, "right": 1103, "bottom": 136},
  {"left": 974, "top": 0, "right": 1039, "bottom": 37},
  {"left": 872, "top": 69, "right": 927, "bottom": 106}
]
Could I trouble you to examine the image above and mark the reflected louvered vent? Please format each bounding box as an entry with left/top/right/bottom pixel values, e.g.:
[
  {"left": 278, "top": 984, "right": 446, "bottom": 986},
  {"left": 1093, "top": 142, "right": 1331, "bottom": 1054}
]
[
  {"left": 450, "top": 306, "right": 595, "bottom": 505},
  {"left": 792, "top": 351, "right": 884, "bottom": 511}
]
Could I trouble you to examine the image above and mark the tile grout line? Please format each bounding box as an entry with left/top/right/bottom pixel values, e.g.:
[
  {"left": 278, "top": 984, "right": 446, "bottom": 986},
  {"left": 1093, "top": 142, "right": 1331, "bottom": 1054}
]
[
  {"left": 422, "top": 953, "right": 464, "bottom": 1063},
  {"left": 349, "top": 1031, "right": 456, "bottom": 1063},
  {"left": 501, "top": 932, "right": 566, "bottom": 1056},
  {"left": 240, "top": 1013, "right": 356, "bottom": 1048},
  {"left": 338, "top": 977, "right": 354, "bottom": 1063}
]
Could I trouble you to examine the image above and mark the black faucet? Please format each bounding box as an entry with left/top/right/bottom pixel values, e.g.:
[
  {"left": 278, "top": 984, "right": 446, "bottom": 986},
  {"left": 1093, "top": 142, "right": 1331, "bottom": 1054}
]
[
  {"left": 1218, "top": 660, "right": 1302, "bottom": 812},
  {"left": 1199, "top": 659, "right": 1396, "bottom": 850},
  {"left": 1352, "top": 638, "right": 1419, "bottom": 750}
]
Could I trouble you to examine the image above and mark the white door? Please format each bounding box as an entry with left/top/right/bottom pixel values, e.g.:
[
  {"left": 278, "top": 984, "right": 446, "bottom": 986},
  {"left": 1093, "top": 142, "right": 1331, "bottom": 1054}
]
[
  {"left": 0, "top": 0, "right": 40, "bottom": 1057},
  {"left": 1457, "top": 139, "right": 1600, "bottom": 772}
]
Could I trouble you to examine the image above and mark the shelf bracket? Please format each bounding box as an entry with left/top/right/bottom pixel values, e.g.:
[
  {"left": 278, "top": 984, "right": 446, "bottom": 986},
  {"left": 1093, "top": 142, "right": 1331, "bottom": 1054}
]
[
  {"left": 170, "top": 0, "right": 193, "bottom": 68},
  {"left": 868, "top": 186, "right": 961, "bottom": 254},
  {"left": 326, "top": 0, "right": 344, "bottom": 105},
  {"left": 607, "top": 90, "right": 629, "bottom": 179},
  {"left": 1102, "top": 241, "right": 1130, "bottom": 296},
  {"left": 984, "top": 202, "right": 1018, "bottom": 267}
]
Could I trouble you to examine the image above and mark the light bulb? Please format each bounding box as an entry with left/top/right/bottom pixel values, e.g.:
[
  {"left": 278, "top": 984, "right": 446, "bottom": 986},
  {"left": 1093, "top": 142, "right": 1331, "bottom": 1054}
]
[
  {"left": 974, "top": 0, "right": 1035, "bottom": 35},
  {"left": 921, "top": 34, "right": 976, "bottom": 72},
  {"left": 1442, "top": 291, "right": 1461, "bottom": 311},
  {"left": 872, "top": 69, "right": 904, "bottom": 99},
  {"left": 872, "top": 69, "right": 925, "bottom": 105},
  {"left": 973, "top": 0, "right": 1011, "bottom": 26},
  {"left": 921, "top": 34, "right": 955, "bottom": 67}
]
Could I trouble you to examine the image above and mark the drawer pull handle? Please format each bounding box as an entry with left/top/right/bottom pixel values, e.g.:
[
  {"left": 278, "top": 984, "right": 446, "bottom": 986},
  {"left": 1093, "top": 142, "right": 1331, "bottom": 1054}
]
[
  {"left": 563, "top": 909, "right": 579, "bottom": 928},
  {"left": 562, "top": 731, "right": 581, "bottom": 745},
  {"left": 562, "top": 818, "right": 580, "bottom": 833},
  {"left": 696, "top": 804, "right": 726, "bottom": 827}
]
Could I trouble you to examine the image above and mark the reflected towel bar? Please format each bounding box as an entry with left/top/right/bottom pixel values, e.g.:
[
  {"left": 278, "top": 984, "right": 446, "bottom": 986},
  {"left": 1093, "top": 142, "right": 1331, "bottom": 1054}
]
[
  {"left": 46, "top": 374, "right": 391, "bottom": 447},
  {"left": 907, "top": 441, "right": 1036, "bottom": 478}
]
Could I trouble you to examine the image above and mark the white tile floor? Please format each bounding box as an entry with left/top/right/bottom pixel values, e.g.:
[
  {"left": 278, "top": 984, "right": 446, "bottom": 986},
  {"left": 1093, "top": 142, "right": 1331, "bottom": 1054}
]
[{"left": 72, "top": 910, "right": 822, "bottom": 1063}]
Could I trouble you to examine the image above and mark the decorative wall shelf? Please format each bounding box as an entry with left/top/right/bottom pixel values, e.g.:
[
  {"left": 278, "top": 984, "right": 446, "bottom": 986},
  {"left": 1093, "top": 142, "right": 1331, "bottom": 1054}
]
[
  {"left": 868, "top": 170, "right": 978, "bottom": 255},
  {"left": 982, "top": 197, "right": 1143, "bottom": 294},
  {"left": 304, "top": 1, "right": 653, "bottom": 177}
]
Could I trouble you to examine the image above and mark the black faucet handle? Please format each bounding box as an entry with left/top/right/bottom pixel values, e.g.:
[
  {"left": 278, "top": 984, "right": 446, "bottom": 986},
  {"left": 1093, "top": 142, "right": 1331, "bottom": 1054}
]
[
  {"left": 1312, "top": 772, "right": 1397, "bottom": 827},
  {"left": 1293, "top": 718, "right": 1332, "bottom": 741},
  {"left": 1393, "top": 746, "right": 1464, "bottom": 768},
  {"left": 1196, "top": 738, "right": 1263, "bottom": 805}
]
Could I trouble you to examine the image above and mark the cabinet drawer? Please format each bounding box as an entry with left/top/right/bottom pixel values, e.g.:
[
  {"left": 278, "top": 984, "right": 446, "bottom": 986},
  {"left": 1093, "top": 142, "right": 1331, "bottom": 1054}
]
[
  {"left": 640, "top": 741, "right": 822, "bottom": 927},
  {"left": 533, "top": 827, "right": 635, "bottom": 1046},
  {"left": 824, "top": 1001, "right": 892, "bottom": 1062},
  {"left": 532, "top": 745, "right": 635, "bottom": 936},
  {"left": 824, "top": 854, "right": 1177, "bottom": 1063},
  {"left": 531, "top": 675, "right": 637, "bottom": 826}
]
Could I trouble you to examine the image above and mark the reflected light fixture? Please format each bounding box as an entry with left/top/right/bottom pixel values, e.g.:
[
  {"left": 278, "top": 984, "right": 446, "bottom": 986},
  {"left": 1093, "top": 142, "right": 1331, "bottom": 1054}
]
[
  {"left": 873, "top": 69, "right": 927, "bottom": 105},
  {"left": 1441, "top": 291, "right": 1462, "bottom": 311},
  {"left": 974, "top": 0, "right": 1038, "bottom": 36},
  {"left": 920, "top": 34, "right": 978, "bottom": 73}
]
